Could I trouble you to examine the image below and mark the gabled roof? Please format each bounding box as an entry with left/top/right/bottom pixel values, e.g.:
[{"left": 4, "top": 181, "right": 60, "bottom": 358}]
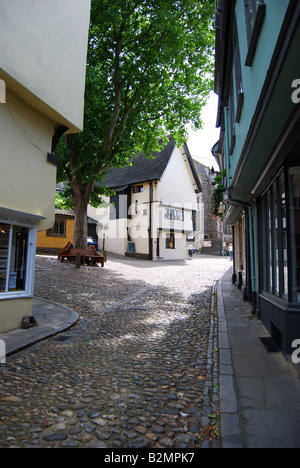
[
  {"left": 103, "top": 137, "right": 202, "bottom": 191},
  {"left": 103, "top": 137, "right": 175, "bottom": 189}
]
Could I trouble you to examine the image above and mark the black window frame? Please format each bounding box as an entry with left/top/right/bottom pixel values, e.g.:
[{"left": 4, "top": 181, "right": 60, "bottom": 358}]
[
  {"left": 166, "top": 230, "right": 175, "bottom": 250},
  {"left": 132, "top": 185, "right": 144, "bottom": 193},
  {"left": 46, "top": 217, "right": 66, "bottom": 237},
  {"left": 165, "top": 209, "right": 184, "bottom": 222},
  {"left": 258, "top": 170, "right": 289, "bottom": 302},
  {"left": 110, "top": 188, "right": 131, "bottom": 220},
  {"left": 244, "top": 0, "right": 266, "bottom": 67},
  {"left": 229, "top": 78, "right": 236, "bottom": 155}
]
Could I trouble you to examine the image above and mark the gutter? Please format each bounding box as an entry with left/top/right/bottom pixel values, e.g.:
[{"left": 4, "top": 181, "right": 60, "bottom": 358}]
[{"left": 228, "top": 186, "right": 252, "bottom": 208}]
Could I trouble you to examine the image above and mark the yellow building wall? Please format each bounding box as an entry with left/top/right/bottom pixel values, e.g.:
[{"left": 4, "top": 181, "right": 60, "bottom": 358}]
[{"left": 36, "top": 218, "right": 74, "bottom": 250}]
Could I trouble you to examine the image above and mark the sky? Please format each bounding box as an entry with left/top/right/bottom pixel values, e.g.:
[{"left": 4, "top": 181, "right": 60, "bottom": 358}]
[{"left": 187, "top": 91, "right": 220, "bottom": 171}]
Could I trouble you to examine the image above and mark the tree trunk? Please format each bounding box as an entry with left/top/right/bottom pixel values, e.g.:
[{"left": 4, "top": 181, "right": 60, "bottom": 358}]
[
  {"left": 73, "top": 200, "right": 88, "bottom": 249},
  {"left": 72, "top": 177, "right": 94, "bottom": 249}
]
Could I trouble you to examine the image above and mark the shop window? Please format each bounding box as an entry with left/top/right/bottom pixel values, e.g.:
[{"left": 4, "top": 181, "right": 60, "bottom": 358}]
[
  {"left": 259, "top": 170, "right": 298, "bottom": 302},
  {"left": 244, "top": 0, "right": 266, "bottom": 66},
  {"left": 166, "top": 231, "right": 175, "bottom": 249},
  {"left": 0, "top": 223, "right": 32, "bottom": 296},
  {"left": 260, "top": 176, "right": 288, "bottom": 299},
  {"left": 289, "top": 167, "right": 300, "bottom": 302}
]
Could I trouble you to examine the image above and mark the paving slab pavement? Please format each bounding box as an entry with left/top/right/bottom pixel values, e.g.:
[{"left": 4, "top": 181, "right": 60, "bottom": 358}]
[
  {"left": 218, "top": 267, "right": 300, "bottom": 448},
  {"left": 0, "top": 298, "right": 78, "bottom": 357}
]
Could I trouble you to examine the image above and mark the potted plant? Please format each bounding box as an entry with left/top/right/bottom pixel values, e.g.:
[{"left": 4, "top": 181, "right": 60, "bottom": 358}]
[{"left": 210, "top": 169, "right": 227, "bottom": 221}]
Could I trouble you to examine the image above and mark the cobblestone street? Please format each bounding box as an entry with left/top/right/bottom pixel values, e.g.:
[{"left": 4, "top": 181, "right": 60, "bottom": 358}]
[{"left": 0, "top": 254, "right": 231, "bottom": 448}]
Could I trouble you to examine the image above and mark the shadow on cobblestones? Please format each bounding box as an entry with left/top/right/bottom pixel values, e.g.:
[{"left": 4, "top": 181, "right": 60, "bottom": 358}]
[{"left": 0, "top": 255, "right": 230, "bottom": 448}]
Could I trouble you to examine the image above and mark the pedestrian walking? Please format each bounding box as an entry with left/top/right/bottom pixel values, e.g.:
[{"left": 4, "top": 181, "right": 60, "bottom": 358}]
[
  {"left": 229, "top": 243, "right": 233, "bottom": 261},
  {"left": 187, "top": 242, "right": 193, "bottom": 260}
]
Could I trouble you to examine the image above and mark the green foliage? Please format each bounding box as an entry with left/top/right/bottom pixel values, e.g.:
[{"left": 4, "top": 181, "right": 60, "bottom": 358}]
[
  {"left": 57, "top": 0, "right": 214, "bottom": 183},
  {"left": 55, "top": 192, "right": 73, "bottom": 210},
  {"left": 210, "top": 169, "right": 227, "bottom": 221},
  {"left": 56, "top": 0, "right": 215, "bottom": 242}
]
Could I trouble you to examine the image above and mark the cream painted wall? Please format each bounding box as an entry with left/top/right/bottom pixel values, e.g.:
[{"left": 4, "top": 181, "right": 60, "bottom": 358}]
[
  {"left": 94, "top": 148, "right": 200, "bottom": 260},
  {"left": 0, "top": 0, "right": 90, "bottom": 132},
  {"left": 103, "top": 219, "right": 128, "bottom": 256},
  {"left": 157, "top": 147, "right": 198, "bottom": 209},
  {"left": 0, "top": 298, "right": 32, "bottom": 333},
  {"left": 0, "top": 91, "right": 57, "bottom": 231},
  {"left": 158, "top": 232, "right": 188, "bottom": 261}
]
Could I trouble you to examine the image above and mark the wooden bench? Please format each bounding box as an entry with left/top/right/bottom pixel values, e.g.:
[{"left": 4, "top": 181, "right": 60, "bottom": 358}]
[{"left": 58, "top": 242, "right": 105, "bottom": 267}]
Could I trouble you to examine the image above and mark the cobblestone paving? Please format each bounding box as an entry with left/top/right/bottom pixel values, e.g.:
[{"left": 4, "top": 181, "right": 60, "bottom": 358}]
[{"left": 0, "top": 254, "right": 231, "bottom": 448}]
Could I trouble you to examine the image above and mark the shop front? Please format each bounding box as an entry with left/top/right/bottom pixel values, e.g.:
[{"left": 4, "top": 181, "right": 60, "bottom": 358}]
[
  {"left": 257, "top": 166, "right": 300, "bottom": 353},
  {"left": 0, "top": 208, "right": 43, "bottom": 332}
]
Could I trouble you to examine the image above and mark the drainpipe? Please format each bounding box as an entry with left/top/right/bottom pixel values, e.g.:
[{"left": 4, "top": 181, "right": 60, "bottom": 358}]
[
  {"left": 148, "top": 181, "right": 153, "bottom": 260},
  {"left": 248, "top": 206, "right": 257, "bottom": 315},
  {"left": 224, "top": 107, "right": 236, "bottom": 283},
  {"left": 224, "top": 107, "right": 231, "bottom": 189},
  {"left": 224, "top": 107, "right": 256, "bottom": 300}
]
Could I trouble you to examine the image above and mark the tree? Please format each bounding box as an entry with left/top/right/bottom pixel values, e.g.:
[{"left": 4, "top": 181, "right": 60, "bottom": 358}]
[{"left": 57, "top": 0, "right": 215, "bottom": 248}]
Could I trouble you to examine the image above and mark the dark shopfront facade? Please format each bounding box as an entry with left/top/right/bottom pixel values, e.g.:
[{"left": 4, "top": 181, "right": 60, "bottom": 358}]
[
  {"left": 257, "top": 162, "right": 300, "bottom": 354},
  {"left": 214, "top": 0, "right": 300, "bottom": 356}
]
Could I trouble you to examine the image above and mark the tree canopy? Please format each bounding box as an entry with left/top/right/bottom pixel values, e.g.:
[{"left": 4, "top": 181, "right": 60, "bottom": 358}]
[{"left": 57, "top": 0, "right": 215, "bottom": 248}]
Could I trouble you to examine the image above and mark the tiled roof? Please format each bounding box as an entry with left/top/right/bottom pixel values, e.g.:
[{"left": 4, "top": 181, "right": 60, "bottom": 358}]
[{"left": 103, "top": 137, "right": 176, "bottom": 189}]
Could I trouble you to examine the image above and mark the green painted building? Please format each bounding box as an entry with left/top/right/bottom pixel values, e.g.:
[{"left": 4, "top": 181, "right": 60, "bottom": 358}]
[{"left": 214, "top": 0, "right": 300, "bottom": 354}]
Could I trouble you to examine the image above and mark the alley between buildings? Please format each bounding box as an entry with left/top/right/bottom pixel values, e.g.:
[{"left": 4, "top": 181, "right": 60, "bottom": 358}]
[{"left": 0, "top": 254, "right": 231, "bottom": 448}]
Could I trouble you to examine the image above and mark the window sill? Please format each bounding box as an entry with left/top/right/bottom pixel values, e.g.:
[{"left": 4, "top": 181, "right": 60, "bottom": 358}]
[
  {"left": 46, "top": 234, "right": 67, "bottom": 238},
  {"left": 0, "top": 291, "right": 32, "bottom": 300}
]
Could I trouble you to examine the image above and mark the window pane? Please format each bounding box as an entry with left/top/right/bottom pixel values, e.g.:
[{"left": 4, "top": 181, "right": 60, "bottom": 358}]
[
  {"left": 248, "top": 0, "right": 256, "bottom": 32},
  {"left": 289, "top": 167, "right": 300, "bottom": 302},
  {"left": 166, "top": 232, "right": 175, "bottom": 249},
  {"left": 267, "top": 190, "right": 272, "bottom": 294},
  {"left": 272, "top": 183, "right": 279, "bottom": 296},
  {"left": 9, "top": 226, "right": 29, "bottom": 291},
  {"left": 279, "top": 175, "right": 288, "bottom": 300},
  {"left": 247, "top": 1, "right": 264, "bottom": 33},
  {"left": 0, "top": 224, "right": 10, "bottom": 293}
]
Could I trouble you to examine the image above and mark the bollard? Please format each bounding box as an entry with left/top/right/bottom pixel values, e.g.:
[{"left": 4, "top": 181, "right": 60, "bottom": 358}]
[
  {"left": 75, "top": 252, "right": 81, "bottom": 268},
  {"left": 0, "top": 339, "right": 6, "bottom": 364}
]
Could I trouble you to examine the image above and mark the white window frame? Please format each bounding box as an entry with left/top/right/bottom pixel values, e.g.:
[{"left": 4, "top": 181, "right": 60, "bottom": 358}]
[{"left": 0, "top": 208, "right": 42, "bottom": 300}]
